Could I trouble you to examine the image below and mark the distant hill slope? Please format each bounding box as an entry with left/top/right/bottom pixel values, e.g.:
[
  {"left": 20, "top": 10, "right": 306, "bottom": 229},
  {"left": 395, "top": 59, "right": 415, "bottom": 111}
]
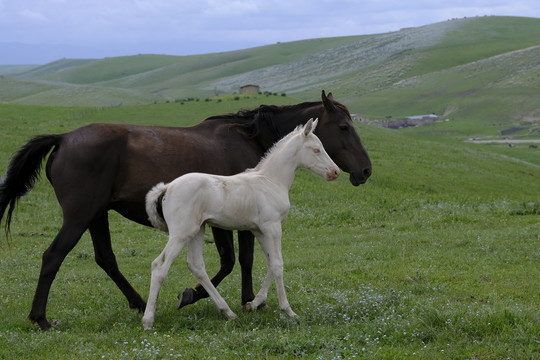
[{"left": 1, "top": 16, "right": 539, "bottom": 136}]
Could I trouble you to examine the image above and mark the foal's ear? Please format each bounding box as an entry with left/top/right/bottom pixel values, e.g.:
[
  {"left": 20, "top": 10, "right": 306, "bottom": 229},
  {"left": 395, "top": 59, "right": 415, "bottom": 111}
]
[{"left": 303, "top": 118, "right": 316, "bottom": 136}]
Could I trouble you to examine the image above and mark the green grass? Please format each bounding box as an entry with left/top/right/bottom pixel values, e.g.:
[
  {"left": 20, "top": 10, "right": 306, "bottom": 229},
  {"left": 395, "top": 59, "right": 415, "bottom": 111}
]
[{"left": 0, "top": 99, "right": 538, "bottom": 359}]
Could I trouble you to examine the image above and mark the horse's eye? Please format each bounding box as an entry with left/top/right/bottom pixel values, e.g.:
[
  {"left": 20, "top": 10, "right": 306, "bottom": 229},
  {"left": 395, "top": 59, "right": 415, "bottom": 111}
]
[
  {"left": 339, "top": 125, "right": 349, "bottom": 131},
  {"left": 313, "top": 148, "right": 321, "bottom": 154}
]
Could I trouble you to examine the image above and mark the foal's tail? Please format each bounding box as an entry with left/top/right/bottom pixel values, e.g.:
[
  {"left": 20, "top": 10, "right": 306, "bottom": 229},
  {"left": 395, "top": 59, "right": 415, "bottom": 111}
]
[
  {"left": 0, "top": 134, "right": 61, "bottom": 237},
  {"left": 145, "top": 182, "right": 169, "bottom": 233}
]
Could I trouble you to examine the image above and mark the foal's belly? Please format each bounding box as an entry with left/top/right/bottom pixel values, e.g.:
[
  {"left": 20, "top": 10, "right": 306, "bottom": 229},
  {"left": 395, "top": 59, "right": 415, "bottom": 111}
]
[
  {"left": 205, "top": 218, "right": 257, "bottom": 231},
  {"left": 204, "top": 202, "right": 260, "bottom": 231}
]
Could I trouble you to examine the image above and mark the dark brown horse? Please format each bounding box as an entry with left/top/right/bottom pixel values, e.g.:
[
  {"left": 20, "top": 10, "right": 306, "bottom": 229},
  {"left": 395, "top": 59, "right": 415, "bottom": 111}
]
[{"left": 0, "top": 91, "right": 371, "bottom": 330}]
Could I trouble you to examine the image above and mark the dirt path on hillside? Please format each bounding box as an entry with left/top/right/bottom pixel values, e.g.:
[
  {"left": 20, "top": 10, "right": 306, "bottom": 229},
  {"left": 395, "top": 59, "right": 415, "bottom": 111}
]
[{"left": 465, "top": 139, "right": 540, "bottom": 144}]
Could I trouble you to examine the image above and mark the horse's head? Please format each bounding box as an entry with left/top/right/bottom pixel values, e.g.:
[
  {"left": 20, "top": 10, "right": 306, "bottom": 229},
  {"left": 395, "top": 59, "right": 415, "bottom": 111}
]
[
  {"left": 298, "top": 118, "right": 340, "bottom": 182},
  {"left": 313, "top": 91, "right": 372, "bottom": 186}
]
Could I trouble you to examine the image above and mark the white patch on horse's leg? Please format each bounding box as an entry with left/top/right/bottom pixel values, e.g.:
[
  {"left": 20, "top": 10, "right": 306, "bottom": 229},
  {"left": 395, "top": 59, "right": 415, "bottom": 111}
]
[
  {"left": 187, "top": 229, "right": 237, "bottom": 320},
  {"left": 142, "top": 234, "right": 186, "bottom": 330}
]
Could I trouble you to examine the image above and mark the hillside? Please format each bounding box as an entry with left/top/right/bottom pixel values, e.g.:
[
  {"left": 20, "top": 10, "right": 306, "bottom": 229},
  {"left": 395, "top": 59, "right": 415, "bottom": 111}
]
[{"left": 1, "top": 16, "right": 539, "bottom": 138}]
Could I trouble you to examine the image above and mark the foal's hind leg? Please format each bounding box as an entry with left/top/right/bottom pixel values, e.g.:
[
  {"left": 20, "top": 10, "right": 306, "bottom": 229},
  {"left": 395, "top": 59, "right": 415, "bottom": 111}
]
[
  {"left": 143, "top": 232, "right": 187, "bottom": 330},
  {"left": 89, "top": 212, "right": 146, "bottom": 312},
  {"left": 177, "top": 227, "right": 235, "bottom": 309}
]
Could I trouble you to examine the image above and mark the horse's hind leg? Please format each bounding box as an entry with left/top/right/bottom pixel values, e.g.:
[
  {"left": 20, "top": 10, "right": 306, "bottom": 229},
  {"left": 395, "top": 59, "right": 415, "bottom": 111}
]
[
  {"left": 29, "top": 224, "right": 87, "bottom": 330},
  {"left": 186, "top": 229, "right": 237, "bottom": 320},
  {"left": 89, "top": 212, "right": 146, "bottom": 312},
  {"left": 238, "top": 230, "right": 259, "bottom": 306},
  {"left": 177, "top": 227, "right": 235, "bottom": 309}
]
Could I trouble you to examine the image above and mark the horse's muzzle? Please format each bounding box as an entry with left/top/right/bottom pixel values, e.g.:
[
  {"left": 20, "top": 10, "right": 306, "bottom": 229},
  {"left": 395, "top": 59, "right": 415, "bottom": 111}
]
[{"left": 349, "top": 167, "right": 372, "bottom": 186}]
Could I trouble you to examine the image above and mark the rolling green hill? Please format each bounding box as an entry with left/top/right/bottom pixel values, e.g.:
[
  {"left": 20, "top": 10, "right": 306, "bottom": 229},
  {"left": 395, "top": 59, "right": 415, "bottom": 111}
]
[{"left": 1, "top": 16, "right": 539, "bottom": 139}]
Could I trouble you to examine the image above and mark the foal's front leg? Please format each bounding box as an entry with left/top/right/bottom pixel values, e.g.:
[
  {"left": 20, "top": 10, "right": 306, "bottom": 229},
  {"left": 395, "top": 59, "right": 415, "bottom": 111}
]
[
  {"left": 186, "top": 233, "right": 237, "bottom": 320},
  {"left": 244, "top": 267, "right": 273, "bottom": 311},
  {"left": 246, "top": 228, "right": 298, "bottom": 318},
  {"left": 177, "top": 227, "right": 235, "bottom": 309}
]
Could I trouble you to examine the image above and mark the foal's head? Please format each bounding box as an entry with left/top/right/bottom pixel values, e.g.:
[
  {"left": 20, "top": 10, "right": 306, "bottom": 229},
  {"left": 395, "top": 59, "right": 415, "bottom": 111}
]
[{"left": 297, "top": 119, "right": 340, "bottom": 181}]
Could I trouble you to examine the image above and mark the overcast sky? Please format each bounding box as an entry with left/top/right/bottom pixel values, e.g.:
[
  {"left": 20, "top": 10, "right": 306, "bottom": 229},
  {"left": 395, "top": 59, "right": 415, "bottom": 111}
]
[{"left": 1, "top": 0, "right": 539, "bottom": 64}]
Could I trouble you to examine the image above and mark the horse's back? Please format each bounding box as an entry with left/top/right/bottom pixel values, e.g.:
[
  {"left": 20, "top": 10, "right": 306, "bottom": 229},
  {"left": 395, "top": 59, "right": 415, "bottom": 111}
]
[{"left": 47, "top": 122, "right": 261, "bottom": 225}]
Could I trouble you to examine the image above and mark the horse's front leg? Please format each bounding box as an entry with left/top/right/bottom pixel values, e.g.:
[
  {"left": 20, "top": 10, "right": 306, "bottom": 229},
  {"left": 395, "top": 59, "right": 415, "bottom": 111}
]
[
  {"left": 142, "top": 235, "right": 186, "bottom": 330},
  {"left": 177, "top": 227, "right": 235, "bottom": 309}
]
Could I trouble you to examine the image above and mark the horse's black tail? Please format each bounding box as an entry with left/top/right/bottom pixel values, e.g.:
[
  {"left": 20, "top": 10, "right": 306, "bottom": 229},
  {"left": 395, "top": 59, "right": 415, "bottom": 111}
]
[{"left": 0, "top": 134, "right": 61, "bottom": 237}]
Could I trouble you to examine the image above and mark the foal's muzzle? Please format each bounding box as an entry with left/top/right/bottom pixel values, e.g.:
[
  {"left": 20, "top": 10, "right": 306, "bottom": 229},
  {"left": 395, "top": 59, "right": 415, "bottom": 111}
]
[{"left": 326, "top": 167, "right": 340, "bottom": 181}]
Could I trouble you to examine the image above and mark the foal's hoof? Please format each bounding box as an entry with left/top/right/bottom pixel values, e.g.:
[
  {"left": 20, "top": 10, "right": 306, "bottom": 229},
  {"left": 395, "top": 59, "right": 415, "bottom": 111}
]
[
  {"left": 286, "top": 310, "right": 299, "bottom": 319},
  {"left": 224, "top": 310, "right": 238, "bottom": 320},
  {"left": 177, "top": 288, "right": 194, "bottom": 310},
  {"left": 142, "top": 317, "right": 154, "bottom": 331}
]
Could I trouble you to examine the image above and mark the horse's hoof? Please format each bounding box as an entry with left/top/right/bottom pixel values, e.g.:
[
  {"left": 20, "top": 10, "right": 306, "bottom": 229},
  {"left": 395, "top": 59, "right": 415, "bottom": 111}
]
[
  {"left": 177, "top": 288, "right": 194, "bottom": 310},
  {"left": 29, "top": 315, "right": 53, "bottom": 330},
  {"left": 129, "top": 299, "right": 147, "bottom": 313},
  {"left": 244, "top": 302, "right": 254, "bottom": 312},
  {"left": 243, "top": 301, "right": 267, "bottom": 312}
]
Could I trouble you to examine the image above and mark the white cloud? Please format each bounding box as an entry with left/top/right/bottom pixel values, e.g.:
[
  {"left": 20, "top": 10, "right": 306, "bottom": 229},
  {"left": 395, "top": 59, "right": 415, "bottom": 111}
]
[
  {"left": 1, "top": 0, "right": 540, "bottom": 63},
  {"left": 202, "top": 0, "right": 260, "bottom": 17},
  {"left": 19, "top": 9, "right": 47, "bottom": 21}
]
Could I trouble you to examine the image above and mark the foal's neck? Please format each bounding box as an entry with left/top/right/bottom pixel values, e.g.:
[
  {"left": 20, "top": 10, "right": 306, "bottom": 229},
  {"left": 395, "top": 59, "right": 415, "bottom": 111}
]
[{"left": 255, "top": 136, "right": 300, "bottom": 190}]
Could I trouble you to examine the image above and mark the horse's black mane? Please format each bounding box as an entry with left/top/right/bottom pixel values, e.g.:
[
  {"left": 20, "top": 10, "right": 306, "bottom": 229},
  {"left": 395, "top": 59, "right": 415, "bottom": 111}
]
[
  {"left": 204, "top": 100, "right": 350, "bottom": 143},
  {"left": 203, "top": 102, "right": 319, "bottom": 141},
  {"left": 205, "top": 101, "right": 320, "bottom": 122}
]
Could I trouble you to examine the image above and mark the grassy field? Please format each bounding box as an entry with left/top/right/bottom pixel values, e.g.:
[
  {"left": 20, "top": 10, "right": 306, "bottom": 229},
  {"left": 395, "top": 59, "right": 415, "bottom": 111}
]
[{"left": 0, "top": 96, "right": 539, "bottom": 359}]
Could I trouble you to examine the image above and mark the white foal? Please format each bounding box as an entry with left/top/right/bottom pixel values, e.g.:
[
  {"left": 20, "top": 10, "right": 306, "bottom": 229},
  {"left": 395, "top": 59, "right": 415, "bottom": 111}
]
[{"left": 142, "top": 118, "right": 339, "bottom": 330}]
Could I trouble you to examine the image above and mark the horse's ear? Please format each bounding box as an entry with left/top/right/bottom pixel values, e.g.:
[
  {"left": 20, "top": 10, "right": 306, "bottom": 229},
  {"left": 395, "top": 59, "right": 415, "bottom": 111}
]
[
  {"left": 322, "top": 90, "right": 336, "bottom": 112},
  {"left": 303, "top": 118, "right": 314, "bottom": 136}
]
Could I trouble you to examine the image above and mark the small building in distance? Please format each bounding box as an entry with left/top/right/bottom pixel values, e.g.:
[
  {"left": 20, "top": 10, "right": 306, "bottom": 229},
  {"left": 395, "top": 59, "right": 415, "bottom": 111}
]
[{"left": 239, "top": 84, "right": 260, "bottom": 94}]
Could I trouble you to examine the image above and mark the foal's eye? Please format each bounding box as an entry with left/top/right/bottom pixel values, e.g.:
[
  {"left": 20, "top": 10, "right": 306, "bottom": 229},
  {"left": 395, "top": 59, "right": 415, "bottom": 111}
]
[
  {"left": 313, "top": 148, "right": 321, "bottom": 154},
  {"left": 339, "top": 125, "right": 349, "bottom": 131}
]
